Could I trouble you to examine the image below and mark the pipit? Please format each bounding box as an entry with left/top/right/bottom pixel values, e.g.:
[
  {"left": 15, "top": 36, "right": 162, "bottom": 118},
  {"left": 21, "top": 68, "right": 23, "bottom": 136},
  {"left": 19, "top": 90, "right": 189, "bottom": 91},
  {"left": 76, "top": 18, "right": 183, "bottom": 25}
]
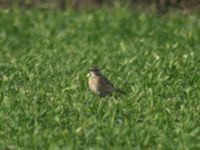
[{"left": 88, "top": 67, "right": 125, "bottom": 97}]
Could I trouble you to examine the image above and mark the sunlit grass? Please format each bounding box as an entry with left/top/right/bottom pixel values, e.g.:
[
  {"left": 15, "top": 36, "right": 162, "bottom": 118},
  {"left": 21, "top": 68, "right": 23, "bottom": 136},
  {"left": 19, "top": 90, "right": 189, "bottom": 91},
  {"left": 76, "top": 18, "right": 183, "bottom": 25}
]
[{"left": 0, "top": 8, "right": 200, "bottom": 149}]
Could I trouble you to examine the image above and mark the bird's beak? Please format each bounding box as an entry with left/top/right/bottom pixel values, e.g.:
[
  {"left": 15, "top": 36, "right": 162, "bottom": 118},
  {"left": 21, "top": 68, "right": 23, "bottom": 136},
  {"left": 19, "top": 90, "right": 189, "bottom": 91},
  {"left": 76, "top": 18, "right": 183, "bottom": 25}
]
[{"left": 87, "top": 73, "right": 90, "bottom": 77}]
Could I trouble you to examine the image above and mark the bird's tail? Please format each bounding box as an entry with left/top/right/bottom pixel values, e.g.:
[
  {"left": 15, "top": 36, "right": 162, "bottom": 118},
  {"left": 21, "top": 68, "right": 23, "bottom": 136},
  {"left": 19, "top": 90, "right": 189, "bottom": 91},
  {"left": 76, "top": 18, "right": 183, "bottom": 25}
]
[{"left": 115, "top": 88, "right": 126, "bottom": 94}]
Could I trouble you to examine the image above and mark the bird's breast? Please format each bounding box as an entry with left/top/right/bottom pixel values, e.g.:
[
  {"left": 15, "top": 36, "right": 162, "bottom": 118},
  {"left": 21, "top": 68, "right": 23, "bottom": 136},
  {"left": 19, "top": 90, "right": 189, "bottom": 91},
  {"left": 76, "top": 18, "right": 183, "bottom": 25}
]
[{"left": 88, "top": 77, "right": 100, "bottom": 95}]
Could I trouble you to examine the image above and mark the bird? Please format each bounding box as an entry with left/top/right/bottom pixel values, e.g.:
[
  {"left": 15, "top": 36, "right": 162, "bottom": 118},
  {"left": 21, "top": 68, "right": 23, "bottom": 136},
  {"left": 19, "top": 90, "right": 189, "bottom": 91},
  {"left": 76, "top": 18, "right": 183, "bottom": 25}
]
[{"left": 87, "top": 67, "right": 125, "bottom": 97}]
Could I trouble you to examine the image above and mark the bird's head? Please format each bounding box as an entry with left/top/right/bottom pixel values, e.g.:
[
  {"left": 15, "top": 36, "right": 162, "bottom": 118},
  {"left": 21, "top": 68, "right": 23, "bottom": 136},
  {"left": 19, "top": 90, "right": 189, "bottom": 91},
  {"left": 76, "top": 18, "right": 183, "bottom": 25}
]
[{"left": 88, "top": 67, "right": 101, "bottom": 78}]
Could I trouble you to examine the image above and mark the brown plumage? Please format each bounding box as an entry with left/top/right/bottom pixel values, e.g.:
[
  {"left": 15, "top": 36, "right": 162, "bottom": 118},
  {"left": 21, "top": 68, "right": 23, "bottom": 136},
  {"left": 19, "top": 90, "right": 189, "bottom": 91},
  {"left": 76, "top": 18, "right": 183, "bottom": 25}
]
[{"left": 88, "top": 67, "right": 125, "bottom": 97}]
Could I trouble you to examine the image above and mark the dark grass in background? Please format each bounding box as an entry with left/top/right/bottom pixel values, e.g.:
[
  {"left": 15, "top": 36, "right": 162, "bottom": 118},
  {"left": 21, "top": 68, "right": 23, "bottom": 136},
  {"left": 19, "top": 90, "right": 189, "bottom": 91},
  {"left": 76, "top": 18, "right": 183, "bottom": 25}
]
[{"left": 0, "top": 0, "right": 200, "bottom": 10}]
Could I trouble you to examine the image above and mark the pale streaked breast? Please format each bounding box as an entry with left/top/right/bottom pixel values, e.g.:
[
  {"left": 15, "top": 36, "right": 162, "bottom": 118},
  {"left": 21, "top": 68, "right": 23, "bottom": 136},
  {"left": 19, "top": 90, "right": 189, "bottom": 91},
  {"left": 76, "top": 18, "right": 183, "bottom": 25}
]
[{"left": 88, "top": 76, "right": 101, "bottom": 95}]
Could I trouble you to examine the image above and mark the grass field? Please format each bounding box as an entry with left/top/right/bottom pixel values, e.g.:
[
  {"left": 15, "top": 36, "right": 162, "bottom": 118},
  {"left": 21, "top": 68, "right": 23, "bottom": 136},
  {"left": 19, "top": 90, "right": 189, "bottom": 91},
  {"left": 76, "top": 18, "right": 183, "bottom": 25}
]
[{"left": 0, "top": 8, "right": 200, "bottom": 149}]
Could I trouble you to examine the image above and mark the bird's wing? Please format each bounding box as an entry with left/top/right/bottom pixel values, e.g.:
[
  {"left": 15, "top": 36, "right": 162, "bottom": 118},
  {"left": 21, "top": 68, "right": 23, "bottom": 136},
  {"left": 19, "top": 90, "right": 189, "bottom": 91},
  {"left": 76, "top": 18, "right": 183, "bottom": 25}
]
[
  {"left": 101, "top": 75, "right": 125, "bottom": 94},
  {"left": 102, "top": 76, "right": 114, "bottom": 88},
  {"left": 97, "top": 75, "right": 114, "bottom": 95}
]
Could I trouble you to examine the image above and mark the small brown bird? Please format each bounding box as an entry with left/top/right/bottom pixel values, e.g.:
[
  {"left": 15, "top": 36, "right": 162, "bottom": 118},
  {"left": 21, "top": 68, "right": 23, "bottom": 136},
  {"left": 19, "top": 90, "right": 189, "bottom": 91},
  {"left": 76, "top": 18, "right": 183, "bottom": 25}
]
[{"left": 88, "top": 67, "right": 125, "bottom": 97}]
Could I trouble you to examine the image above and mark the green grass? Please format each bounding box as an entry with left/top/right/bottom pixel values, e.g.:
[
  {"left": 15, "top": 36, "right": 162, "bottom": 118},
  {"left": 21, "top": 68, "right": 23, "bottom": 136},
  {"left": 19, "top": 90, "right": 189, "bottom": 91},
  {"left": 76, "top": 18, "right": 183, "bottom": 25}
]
[{"left": 0, "top": 8, "right": 200, "bottom": 149}]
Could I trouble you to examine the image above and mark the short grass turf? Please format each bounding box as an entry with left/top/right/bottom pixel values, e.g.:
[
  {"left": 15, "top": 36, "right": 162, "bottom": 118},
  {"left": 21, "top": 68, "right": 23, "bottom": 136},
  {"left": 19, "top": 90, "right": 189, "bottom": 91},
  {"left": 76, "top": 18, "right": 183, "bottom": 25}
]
[{"left": 0, "top": 8, "right": 200, "bottom": 150}]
